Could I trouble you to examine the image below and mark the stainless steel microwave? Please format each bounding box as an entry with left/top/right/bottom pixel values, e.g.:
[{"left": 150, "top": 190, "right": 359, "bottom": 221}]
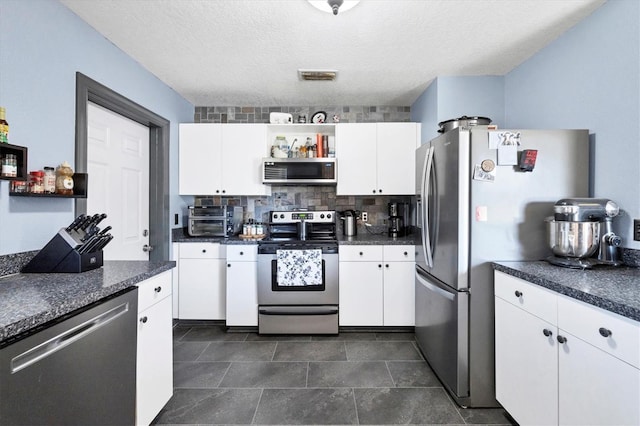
[{"left": 262, "top": 158, "right": 337, "bottom": 185}]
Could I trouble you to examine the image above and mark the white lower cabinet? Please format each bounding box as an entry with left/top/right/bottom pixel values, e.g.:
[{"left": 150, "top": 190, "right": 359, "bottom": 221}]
[
  {"left": 178, "top": 243, "right": 226, "bottom": 320},
  {"left": 495, "top": 271, "right": 640, "bottom": 426},
  {"left": 226, "top": 245, "right": 258, "bottom": 326},
  {"left": 339, "top": 245, "right": 414, "bottom": 326},
  {"left": 136, "top": 271, "right": 173, "bottom": 426}
]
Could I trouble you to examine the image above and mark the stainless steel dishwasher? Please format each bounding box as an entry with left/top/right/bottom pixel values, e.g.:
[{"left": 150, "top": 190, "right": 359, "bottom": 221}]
[{"left": 0, "top": 288, "right": 138, "bottom": 426}]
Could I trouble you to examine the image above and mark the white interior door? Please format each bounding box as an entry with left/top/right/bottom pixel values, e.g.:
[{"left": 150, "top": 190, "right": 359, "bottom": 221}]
[{"left": 87, "top": 102, "right": 150, "bottom": 260}]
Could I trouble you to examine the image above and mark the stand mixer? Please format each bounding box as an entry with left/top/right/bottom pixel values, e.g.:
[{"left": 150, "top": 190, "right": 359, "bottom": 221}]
[{"left": 546, "top": 198, "right": 623, "bottom": 268}]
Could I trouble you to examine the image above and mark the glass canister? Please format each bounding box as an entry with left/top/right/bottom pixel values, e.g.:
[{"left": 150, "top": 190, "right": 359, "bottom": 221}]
[
  {"left": 55, "top": 161, "right": 74, "bottom": 195},
  {"left": 1, "top": 154, "right": 17, "bottom": 177},
  {"left": 29, "top": 170, "right": 45, "bottom": 193},
  {"left": 43, "top": 166, "right": 56, "bottom": 193}
]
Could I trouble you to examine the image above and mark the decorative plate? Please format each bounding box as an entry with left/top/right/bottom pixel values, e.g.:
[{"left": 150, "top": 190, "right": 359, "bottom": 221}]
[{"left": 310, "top": 111, "right": 327, "bottom": 124}]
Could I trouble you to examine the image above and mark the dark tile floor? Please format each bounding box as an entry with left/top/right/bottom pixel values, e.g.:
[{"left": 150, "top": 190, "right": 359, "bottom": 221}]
[{"left": 152, "top": 323, "right": 516, "bottom": 425}]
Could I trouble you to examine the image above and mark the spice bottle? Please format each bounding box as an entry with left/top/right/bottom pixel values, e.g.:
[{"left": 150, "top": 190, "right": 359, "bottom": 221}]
[
  {"left": 0, "top": 107, "right": 9, "bottom": 144},
  {"left": 29, "top": 170, "right": 45, "bottom": 193},
  {"left": 55, "top": 161, "right": 74, "bottom": 195},
  {"left": 43, "top": 167, "right": 56, "bottom": 193}
]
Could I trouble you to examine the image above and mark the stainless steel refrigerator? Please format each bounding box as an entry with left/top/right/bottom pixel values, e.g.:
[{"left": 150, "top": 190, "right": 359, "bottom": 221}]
[{"left": 415, "top": 126, "right": 590, "bottom": 407}]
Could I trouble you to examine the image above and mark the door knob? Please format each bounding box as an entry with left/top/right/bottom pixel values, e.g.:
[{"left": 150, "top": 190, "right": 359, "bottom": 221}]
[{"left": 142, "top": 244, "right": 153, "bottom": 252}]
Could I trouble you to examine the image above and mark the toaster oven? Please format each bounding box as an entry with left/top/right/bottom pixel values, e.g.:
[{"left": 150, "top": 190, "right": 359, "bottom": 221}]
[{"left": 187, "top": 206, "right": 243, "bottom": 237}]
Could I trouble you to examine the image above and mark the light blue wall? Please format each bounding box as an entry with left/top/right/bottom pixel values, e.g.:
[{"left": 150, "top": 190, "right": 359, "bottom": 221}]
[
  {"left": 411, "top": 76, "right": 505, "bottom": 142},
  {"left": 410, "top": 79, "right": 438, "bottom": 144},
  {"left": 0, "top": 0, "right": 194, "bottom": 255},
  {"left": 505, "top": 0, "right": 639, "bottom": 249}
]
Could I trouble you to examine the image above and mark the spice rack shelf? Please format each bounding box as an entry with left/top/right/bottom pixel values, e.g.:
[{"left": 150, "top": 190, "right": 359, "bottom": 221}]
[
  {"left": 9, "top": 173, "right": 88, "bottom": 198},
  {"left": 0, "top": 143, "right": 28, "bottom": 180}
]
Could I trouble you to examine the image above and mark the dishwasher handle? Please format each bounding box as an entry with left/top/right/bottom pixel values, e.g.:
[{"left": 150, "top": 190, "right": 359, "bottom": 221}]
[{"left": 10, "top": 301, "right": 131, "bottom": 374}]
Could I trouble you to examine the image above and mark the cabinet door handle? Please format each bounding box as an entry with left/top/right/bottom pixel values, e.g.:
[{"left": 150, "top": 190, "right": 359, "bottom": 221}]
[
  {"left": 514, "top": 290, "right": 523, "bottom": 298},
  {"left": 202, "top": 249, "right": 207, "bottom": 253},
  {"left": 372, "top": 189, "right": 376, "bottom": 194},
  {"left": 598, "top": 327, "right": 612, "bottom": 337},
  {"left": 557, "top": 335, "right": 567, "bottom": 344},
  {"left": 359, "top": 252, "right": 364, "bottom": 256},
  {"left": 403, "top": 251, "right": 408, "bottom": 256},
  {"left": 385, "top": 264, "right": 389, "bottom": 268},
  {"left": 543, "top": 329, "right": 553, "bottom": 337},
  {"left": 222, "top": 190, "right": 226, "bottom": 194},
  {"left": 227, "top": 264, "right": 231, "bottom": 268},
  {"left": 378, "top": 264, "right": 382, "bottom": 268},
  {"left": 215, "top": 190, "right": 220, "bottom": 194},
  {"left": 140, "top": 316, "right": 148, "bottom": 324},
  {"left": 154, "top": 286, "right": 162, "bottom": 293},
  {"left": 378, "top": 189, "right": 382, "bottom": 193},
  {"left": 240, "top": 251, "right": 244, "bottom": 255}
]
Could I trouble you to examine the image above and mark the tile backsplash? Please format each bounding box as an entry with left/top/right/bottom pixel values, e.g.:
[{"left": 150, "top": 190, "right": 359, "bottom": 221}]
[
  {"left": 196, "top": 189, "right": 414, "bottom": 228},
  {"left": 194, "top": 105, "right": 411, "bottom": 124}
]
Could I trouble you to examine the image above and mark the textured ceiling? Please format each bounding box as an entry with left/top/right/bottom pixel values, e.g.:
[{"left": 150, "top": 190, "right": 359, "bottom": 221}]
[{"left": 60, "top": 0, "right": 605, "bottom": 107}]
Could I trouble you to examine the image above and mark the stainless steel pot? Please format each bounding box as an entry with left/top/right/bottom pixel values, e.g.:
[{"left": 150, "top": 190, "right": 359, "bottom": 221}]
[
  {"left": 546, "top": 218, "right": 600, "bottom": 258},
  {"left": 438, "top": 116, "right": 492, "bottom": 133}
]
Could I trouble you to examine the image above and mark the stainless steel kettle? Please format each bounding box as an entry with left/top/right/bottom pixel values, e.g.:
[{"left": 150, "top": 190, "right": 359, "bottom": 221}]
[{"left": 341, "top": 210, "right": 357, "bottom": 236}]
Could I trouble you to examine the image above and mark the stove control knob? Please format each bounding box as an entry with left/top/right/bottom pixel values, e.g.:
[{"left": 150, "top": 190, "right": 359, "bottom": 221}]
[
  {"left": 280, "top": 214, "right": 285, "bottom": 219},
  {"left": 273, "top": 213, "right": 278, "bottom": 220},
  {"left": 327, "top": 213, "right": 332, "bottom": 219},
  {"left": 320, "top": 214, "right": 325, "bottom": 219}
]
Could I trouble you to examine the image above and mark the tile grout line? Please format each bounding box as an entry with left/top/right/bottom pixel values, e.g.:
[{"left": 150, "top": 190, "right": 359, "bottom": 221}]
[{"left": 250, "top": 388, "right": 264, "bottom": 425}]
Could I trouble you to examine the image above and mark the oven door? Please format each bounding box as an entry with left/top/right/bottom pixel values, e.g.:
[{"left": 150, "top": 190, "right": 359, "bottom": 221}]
[
  {"left": 257, "top": 251, "right": 338, "bottom": 305},
  {"left": 188, "top": 217, "right": 227, "bottom": 236}
]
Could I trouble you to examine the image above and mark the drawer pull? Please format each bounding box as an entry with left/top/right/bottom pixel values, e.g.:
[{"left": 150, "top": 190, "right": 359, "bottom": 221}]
[
  {"left": 557, "top": 335, "right": 567, "bottom": 344},
  {"left": 240, "top": 251, "right": 244, "bottom": 255},
  {"left": 202, "top": 249, "right": 206, "bottom": 253},
  {"left": 154, "top": 286, "right": 162, "bottom": 293},
  {"left": 140, "top": 316, "right": 148, "bottom": 324},
  {"left": 227, "top": 264, "right": 231, "bottom": 268},
  {"left": 378, "top": 264, "right": 382, "bottom": 268},
  {"left": 598, "top": 327, "right": 612, "bottom": 338},
  {"left": 543, "top": 329, "right": 553, "bottom": 337},
  {"left": 404, "top": 251, "right": 408, "bottom": 256},
  {"left": 359, "top": 252, "right": 364, "bottom": 256},
  {"left": 385, "top": 264, "right": 389, "bottom": 268},
  {"left": 514, "top": 290, "right": 523, "bottom": 298}
]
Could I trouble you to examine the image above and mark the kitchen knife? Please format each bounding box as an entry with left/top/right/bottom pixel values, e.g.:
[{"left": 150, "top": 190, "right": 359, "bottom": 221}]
[
  {"left": 93, "top": 234, "right": 113, "bottom": 252},
  {"left": 92, "top": 213, "right": 107, "bottom": 227},
  {"left": 77, "top": 234, "right": 100, "bottom": 254},
  {"left": 66, "top": 214, "right": 86, "bottom": 232},
  {"left": 98, "top": 225, "right": 112, "bottom": 235}
]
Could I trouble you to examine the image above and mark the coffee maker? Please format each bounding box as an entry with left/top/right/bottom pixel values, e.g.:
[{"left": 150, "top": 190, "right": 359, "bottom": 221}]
[
  {"left": 388, "top": 202, "right": 409, "bottom": 237},
  {"left": 546, "top": 198, "right": 623, "bottom": 268}
]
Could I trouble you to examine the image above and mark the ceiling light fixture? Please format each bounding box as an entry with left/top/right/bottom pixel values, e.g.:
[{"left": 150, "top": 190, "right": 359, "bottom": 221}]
[
  {"left": 298, "top": 69, "right": 338, "bottom": 81},
  {"left": 308, "top": 0, "right": 360, "bottom": 16}
]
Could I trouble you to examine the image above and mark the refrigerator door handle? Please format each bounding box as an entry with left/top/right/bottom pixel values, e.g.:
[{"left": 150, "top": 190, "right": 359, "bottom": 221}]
[
  {"left": 416, "top": 268, "right": 455, "bottom": 300},
  {"left": 422, "top": 146, "right": 435, "bottom": 267}
]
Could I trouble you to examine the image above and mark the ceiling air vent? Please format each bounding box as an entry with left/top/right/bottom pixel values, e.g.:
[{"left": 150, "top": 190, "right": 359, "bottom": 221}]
[{"left": 298, "top": 69, "right": 338, "bottom": 81}]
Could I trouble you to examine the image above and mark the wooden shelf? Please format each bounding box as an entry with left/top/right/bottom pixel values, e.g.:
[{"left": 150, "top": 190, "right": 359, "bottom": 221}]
[
  {"left": 0, "top": 143, "right": 28, "bottom": 180},
  {"left": 9, "top": 172, "right": 88, "bottom": 198}
]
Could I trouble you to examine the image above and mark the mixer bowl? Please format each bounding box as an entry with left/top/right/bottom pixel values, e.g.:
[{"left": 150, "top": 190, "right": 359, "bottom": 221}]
[{"left": 546, "top": 218, "right": 600, "bottom": 258}]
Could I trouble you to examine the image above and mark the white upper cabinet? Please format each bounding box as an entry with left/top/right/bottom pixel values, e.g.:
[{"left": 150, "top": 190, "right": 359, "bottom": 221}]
[
  {"left": 179, "top": 123, "right": 270, "bottom": 196},
  {"left": 336, "top": 122, "right": 420, "bottom": 195},
  {"left": 179, "top": 123, "right": 221, "bottom": 195}
]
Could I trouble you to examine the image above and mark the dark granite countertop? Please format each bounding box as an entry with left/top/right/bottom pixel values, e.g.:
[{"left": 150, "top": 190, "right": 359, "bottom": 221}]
[
  {"left": 0, "top": 260, "right": 176, "bottom": 344},
  {"left": 493, "top": 261, "right": 640, "bottom": 322}
]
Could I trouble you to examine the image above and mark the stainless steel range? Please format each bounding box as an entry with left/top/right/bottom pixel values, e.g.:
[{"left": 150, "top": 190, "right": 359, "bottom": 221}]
[{"left": 257, "top": 210, "right": 339, "bottom": 334}]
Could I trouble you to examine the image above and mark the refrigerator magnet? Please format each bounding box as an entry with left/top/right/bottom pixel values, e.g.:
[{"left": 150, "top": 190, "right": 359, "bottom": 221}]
[
  {"left": 497, "top": 141, "right": 518, "bottom": 165},
  {"left": 473, "top": 164, "right": 495, "bottom": 182}
]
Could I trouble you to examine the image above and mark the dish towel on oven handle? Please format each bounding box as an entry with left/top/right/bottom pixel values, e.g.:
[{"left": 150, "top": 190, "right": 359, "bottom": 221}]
[{"left": 276, "top": 249, "right": 322, "bottom": 286}]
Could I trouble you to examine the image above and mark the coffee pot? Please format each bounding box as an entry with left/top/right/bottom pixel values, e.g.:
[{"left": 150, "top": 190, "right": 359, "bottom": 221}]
[
  {"left": 388, "top": 202, "right": 407, "bottom": 237},
  {"left": 546, "top": 198, "right": 622, "bottom": 268}
]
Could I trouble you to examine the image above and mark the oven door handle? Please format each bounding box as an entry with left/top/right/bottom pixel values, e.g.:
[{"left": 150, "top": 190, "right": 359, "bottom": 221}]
[{"left": 259, "top": 306, "right": 339, "bottom": 316}]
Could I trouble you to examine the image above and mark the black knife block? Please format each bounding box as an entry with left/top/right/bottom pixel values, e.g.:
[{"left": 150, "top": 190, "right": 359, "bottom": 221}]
[{"left": 22, "top": 229, "right": 104, "bottom": 273}]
